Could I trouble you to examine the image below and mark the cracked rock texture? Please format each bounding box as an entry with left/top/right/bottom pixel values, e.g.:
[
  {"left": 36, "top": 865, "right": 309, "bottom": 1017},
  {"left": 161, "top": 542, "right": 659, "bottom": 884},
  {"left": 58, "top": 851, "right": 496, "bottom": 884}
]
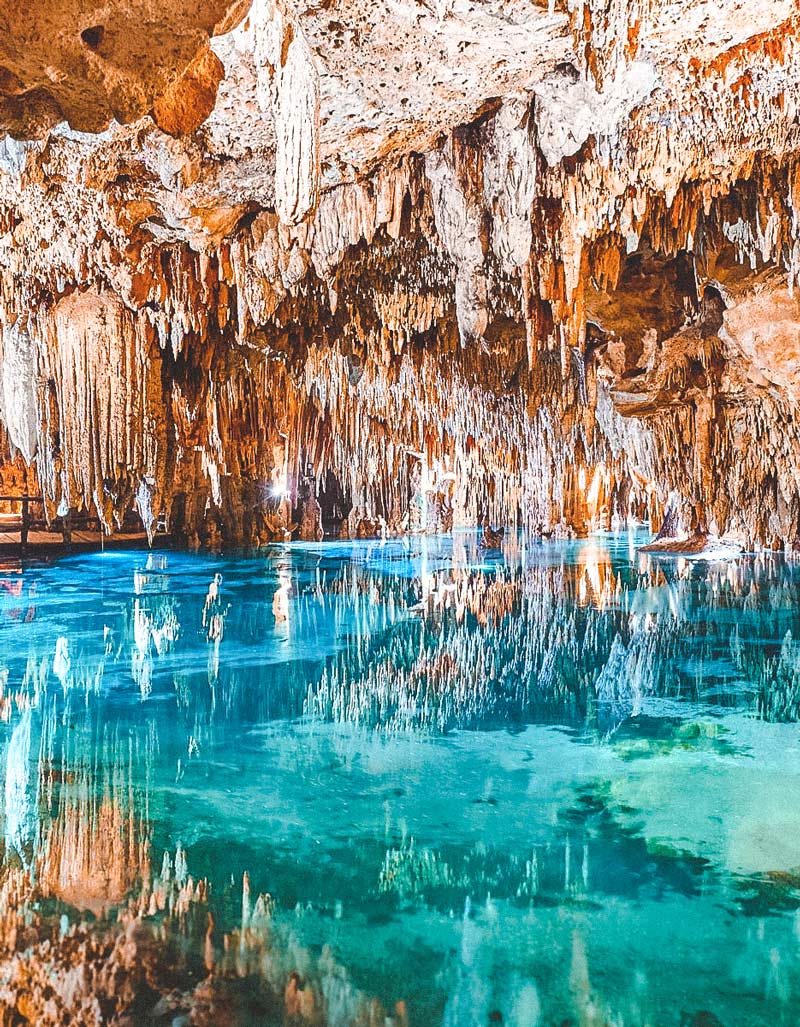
[{"left": 0, "top": 0, "right": 799, "bottom": 547}]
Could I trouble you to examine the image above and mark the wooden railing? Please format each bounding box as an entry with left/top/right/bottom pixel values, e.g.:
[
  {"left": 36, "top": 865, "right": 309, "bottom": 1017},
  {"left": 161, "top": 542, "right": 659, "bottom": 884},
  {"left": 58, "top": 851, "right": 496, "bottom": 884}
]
[
  {"left": 0, "top": 497, "right": 153, "bottom": 550},
  {"left": 0, "top": 495, "right": 80, "bottom": 548},
  {"left": 0, "top": 494, "right": 45, "bottom": 547}
]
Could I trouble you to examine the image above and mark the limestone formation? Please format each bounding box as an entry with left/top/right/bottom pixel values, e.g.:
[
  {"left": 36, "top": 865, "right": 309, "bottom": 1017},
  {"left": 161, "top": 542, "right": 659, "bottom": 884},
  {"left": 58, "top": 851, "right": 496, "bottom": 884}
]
[{"left": 0, "top": 0, "right": 799, "bottom": 548}]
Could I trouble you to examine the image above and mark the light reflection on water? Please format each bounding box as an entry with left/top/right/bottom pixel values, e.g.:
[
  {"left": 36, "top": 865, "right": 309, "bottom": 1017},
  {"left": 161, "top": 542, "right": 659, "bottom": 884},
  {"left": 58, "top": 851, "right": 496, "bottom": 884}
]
[{"left": 1, "top": 530, "right": 800, "bottom": 1025}]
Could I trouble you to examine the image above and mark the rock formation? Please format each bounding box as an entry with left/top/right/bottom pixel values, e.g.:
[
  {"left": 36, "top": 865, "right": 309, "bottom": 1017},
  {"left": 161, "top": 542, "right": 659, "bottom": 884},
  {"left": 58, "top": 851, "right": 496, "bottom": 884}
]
[{"left": 0, "top": 0, "right": 799, "bottom": 547}]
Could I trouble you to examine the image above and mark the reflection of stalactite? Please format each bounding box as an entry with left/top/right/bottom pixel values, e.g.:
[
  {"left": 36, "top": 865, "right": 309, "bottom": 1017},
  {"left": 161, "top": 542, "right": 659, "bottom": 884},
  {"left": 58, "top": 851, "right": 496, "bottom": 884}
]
[
  {"left": 379, "top": 836, "right": 593, "bottom": 905},
  {"left": 36, "top": 709, "right": 152, "bottom": 914},
  {"left": 749, "top": 630, "right": 800, "bottom": 723},
  {"left": 304, "top": 551, "right": 800, "bottom": 734},
  {"left": 2, "top": 544, "right": 800, "bottom": 754},
  {"left": 0, "top": 843, "right": 409, "bottom": 1027},
  {"left": 132, "top": 590, "right": 180, "bottom": 700},
  {"left": 0, "top": 664, "right": 412, "bottom": 1023},
  {"left": 0, "top": 544, "right": 799, "bottom": 1021},
  {"left": 202, "top": 572, "right": 229, "bottom": 690},
  {"left": 4, "top": 706, "right": 33, "bottom": 869}
]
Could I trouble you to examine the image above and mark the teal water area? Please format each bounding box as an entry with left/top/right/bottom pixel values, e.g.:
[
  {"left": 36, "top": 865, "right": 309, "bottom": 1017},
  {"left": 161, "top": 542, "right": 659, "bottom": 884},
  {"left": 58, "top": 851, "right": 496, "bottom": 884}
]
[{"left": 2, "top": 530, "right": 800, "bottom": 1025}]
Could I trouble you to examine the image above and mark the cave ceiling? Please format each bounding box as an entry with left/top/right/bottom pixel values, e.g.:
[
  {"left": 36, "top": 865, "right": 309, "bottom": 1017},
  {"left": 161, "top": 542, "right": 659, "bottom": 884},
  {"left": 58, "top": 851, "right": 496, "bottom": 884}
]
[{"left": 0, "top": 0, "right": 798, "bottom": 548}]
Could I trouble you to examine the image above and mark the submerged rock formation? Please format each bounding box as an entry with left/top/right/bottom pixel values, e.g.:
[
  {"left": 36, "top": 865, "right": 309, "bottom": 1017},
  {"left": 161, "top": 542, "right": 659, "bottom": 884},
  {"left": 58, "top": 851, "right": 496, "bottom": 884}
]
[{"left": 0, "top": 0, "right": 799, "bottom": 547}]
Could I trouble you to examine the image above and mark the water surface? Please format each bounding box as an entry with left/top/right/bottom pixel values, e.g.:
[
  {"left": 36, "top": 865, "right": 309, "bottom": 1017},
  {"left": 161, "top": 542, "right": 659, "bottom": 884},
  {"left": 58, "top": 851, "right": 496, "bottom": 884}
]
[{"left": 1, "top": 531, "right": 800, "bottom": 1025}]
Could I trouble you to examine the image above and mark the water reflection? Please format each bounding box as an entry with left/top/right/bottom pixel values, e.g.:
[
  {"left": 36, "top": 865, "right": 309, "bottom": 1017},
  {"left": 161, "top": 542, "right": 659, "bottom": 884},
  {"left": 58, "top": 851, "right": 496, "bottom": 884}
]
[{"left": 0, "top": 534, "right": 799, "bottom": 1024}]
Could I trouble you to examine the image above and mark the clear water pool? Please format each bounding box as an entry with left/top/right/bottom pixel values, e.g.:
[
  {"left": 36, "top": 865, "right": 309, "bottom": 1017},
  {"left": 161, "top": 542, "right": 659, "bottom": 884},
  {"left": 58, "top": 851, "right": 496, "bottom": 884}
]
[{"left": 2, "top": 530, "right": 800, "bottom": 1026}]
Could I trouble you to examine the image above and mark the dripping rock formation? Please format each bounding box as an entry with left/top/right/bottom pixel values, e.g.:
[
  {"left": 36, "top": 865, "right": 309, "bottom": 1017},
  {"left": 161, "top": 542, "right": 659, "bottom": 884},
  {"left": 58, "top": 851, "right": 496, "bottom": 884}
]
[{"left": 0, "top": 0, "right": 799, "bottom": 547}]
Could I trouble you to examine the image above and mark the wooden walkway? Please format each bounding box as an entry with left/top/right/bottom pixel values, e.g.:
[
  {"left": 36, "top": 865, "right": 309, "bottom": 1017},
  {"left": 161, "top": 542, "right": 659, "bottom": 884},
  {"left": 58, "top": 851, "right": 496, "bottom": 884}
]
[
  {"left": 0, "top": 529, "right": 148, "bottom": 548},
  {"left": 0, "top": 497, "right": 150, "bottom": 553}
]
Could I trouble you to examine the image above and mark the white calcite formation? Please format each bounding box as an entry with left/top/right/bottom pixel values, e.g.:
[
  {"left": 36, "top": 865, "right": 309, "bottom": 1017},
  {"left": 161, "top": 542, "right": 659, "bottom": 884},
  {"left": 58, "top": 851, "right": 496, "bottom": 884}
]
[{"left": 0, "top": 0, "right": 798, "bottom": 547}]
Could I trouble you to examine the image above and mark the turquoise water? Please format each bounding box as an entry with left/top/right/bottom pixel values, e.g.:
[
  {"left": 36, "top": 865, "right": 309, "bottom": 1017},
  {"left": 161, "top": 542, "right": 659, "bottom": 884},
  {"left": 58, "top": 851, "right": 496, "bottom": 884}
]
[{"left": 2, "top": 531, "right": 800, "bottom": 1025}]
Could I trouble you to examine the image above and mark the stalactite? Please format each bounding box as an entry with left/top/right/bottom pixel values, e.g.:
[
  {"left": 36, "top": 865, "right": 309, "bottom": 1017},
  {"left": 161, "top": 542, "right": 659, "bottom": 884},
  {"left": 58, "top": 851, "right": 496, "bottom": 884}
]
[
  {"left": 251, "top": 0, "right": 321, "bottom": 226},
  {"left": 0, "top": 5, "right": 799, "bottom": 547}
]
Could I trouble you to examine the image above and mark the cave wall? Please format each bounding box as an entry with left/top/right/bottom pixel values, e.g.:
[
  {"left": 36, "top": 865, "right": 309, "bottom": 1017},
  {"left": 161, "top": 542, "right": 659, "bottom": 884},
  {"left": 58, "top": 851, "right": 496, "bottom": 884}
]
[{"left": 0, "top": 1, "right": 799, "bottom": 547}]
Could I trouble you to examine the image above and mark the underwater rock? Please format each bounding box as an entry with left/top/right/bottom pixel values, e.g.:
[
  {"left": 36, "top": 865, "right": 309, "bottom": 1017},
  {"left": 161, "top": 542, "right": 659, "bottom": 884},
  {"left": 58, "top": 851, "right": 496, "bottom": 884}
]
[
  {"left": 681, "top": 1013, "right": 726, "bottom": 1027},
  {"left": 479, "top": 521, "right": 505, "bottom": 551},
  {"left": 640, "top": 534, "right": 745, "bottom": 558}
]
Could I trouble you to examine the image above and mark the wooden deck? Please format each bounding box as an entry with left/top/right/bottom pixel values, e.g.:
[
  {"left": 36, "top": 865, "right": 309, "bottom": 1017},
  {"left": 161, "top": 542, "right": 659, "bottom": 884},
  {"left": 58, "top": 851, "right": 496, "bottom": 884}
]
[
  {"left": 0, "top": 494, "right": 154, "bottom": 553},
  {"left": 0, "top": 529, "right": 149, "bottom": 548}
]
